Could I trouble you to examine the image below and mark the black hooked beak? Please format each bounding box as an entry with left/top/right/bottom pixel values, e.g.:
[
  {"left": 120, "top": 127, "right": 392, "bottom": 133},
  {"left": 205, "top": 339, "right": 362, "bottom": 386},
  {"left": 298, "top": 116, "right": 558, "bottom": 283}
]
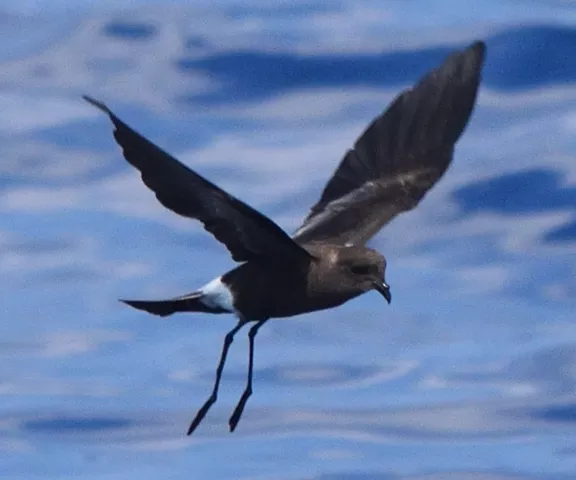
[{"left": 373, "top": 280, "right": 391, "bottom": 304}]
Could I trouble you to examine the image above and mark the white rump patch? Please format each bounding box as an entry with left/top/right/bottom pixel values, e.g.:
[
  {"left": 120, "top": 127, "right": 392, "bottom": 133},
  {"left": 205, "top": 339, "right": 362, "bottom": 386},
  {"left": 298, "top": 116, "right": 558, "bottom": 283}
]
[{"left": 198, "top": 276, "right": 235, "bottom": 313}]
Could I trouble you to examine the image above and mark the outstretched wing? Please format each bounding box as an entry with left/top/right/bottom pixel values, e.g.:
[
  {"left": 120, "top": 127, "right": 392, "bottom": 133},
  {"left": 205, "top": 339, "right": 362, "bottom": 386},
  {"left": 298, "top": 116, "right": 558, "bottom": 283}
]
[
  {"left": 293, "top": 41, "right": 486, "bottom": 246},
  {"left": 84, "top": 96, "right": 312, "bottom": 264}
]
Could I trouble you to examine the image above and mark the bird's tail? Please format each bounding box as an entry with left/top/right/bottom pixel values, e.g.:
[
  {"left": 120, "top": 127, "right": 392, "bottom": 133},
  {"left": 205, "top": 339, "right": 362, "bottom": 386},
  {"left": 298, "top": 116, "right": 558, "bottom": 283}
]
[{"left": 120, "top": 292, "right": 227, "bottom": 317}]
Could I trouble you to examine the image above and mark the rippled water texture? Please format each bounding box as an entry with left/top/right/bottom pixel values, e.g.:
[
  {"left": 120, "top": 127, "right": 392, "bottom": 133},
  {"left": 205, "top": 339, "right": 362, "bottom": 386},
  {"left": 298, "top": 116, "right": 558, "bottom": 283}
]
[{"left": 1, "top": 1, "right": 576, "bottom": 479}]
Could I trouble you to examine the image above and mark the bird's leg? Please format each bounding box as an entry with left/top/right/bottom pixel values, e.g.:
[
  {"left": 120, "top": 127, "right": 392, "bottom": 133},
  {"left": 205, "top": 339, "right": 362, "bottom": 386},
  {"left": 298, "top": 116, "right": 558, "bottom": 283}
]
[
  {"left": 187, "top": 320, "right": 245, "bottom": 435},
  {"left": 228, "top": 319, "right": 268, "bottom": 432}
]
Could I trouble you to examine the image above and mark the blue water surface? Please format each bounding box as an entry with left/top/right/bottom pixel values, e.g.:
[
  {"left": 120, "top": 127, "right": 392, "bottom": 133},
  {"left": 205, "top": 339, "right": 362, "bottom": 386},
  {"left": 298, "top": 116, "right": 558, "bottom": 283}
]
[{"left": 1, "top": 1, "right": 576, "bottom": 479}]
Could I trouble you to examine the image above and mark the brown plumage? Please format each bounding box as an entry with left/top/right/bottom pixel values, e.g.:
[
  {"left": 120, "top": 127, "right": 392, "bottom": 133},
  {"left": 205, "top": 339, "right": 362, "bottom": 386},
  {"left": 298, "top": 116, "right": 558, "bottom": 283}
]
[{"left": 83, "top": 40, "right": 485, "bottom": 435}]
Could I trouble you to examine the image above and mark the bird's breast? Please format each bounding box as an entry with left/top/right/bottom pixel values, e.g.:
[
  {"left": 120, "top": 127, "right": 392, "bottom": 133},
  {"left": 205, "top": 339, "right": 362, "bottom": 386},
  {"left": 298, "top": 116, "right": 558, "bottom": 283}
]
[{"left": 222, "top": 261, "right": 357, "bottom": 321}]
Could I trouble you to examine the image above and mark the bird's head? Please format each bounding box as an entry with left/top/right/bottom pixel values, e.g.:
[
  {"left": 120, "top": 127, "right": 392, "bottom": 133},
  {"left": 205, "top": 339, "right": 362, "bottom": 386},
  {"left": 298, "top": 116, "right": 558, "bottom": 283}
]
[{"left": 335, "top": 246, "right": 391, "bottom": 304}]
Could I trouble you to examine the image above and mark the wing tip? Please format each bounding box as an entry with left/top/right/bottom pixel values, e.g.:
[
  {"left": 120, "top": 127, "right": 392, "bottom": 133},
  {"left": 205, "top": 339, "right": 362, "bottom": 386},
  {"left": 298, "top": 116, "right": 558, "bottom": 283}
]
[
  {"left": 83, "top": 94, "right": 112, "bottom": 115},
  {"left": 469, "top": 40, "right": 486, "bottom": 57},
  {"left": 428, "top": 39, "right": 486, "bottom": 140},
  {"left": 457, "top": 40, "right": 487, "bottom": 80}
]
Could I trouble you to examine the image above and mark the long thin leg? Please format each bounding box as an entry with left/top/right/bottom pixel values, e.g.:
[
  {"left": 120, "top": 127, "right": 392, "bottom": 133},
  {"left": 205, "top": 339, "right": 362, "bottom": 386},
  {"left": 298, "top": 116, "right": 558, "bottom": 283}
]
[
  {"left": 187, "top": 320, "right": 245, "bottom": 435},
  {"left": 228, "top": 319, "right": 268, "bottom": 432}
]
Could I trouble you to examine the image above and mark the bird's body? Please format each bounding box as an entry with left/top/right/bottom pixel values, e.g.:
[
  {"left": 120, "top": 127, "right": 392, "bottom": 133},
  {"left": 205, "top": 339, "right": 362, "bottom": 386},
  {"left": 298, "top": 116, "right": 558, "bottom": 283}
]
[
  {"left": 83, "top": 40, "right": 486, "bottom": 435},
  {"left": 129, "top": 244, "right": 388, "bottom": 321}
]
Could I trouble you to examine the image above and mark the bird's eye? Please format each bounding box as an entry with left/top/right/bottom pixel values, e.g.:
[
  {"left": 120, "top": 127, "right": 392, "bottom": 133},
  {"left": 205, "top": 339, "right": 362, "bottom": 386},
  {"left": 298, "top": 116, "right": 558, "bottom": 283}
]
[{"left": 350, "top": 265, "right": 372, "bottom": 276}]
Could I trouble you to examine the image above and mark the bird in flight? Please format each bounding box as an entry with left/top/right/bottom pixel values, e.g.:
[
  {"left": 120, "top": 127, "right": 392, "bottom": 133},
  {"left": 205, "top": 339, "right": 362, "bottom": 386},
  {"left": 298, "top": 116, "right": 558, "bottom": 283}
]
[{"left": 84, "top": 40, "right": 485, "bottom": 435}]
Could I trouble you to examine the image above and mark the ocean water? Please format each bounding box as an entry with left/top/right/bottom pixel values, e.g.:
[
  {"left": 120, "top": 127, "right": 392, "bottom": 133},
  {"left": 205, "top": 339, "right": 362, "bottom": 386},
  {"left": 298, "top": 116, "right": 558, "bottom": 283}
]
[{"left": 1, "top": 1, "right": 576, "bottom": 479}]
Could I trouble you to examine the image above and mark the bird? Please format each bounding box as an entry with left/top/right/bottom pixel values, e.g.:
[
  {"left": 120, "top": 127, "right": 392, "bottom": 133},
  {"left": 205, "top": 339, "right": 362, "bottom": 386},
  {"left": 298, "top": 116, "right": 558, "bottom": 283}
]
[{"left": 83, "top": 40, "right": 486, "bottom": 435}]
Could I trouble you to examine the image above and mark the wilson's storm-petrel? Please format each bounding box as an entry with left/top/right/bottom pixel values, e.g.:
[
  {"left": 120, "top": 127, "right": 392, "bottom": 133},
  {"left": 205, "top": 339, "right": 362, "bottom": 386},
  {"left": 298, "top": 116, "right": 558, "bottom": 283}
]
[{"left": 84, "top": 40, "right": 485, "bottom": 435}]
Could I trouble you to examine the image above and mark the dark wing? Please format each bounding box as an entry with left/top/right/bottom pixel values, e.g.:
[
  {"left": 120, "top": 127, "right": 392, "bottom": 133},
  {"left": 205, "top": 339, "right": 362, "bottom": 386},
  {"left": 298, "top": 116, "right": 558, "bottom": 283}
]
[
  {"left": 84, "top": 96, "right": 312, "bottom": 264},
  {"left": 293, "top": 41, "right": 486, "bottom": 246}
]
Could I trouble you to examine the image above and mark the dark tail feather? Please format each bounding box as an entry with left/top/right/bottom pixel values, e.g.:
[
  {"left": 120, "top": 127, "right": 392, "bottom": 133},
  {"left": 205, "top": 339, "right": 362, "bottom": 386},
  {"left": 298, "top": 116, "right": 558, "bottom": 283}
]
[{"left": 120, "top": 292, "right": 226, "bottom": 317}]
